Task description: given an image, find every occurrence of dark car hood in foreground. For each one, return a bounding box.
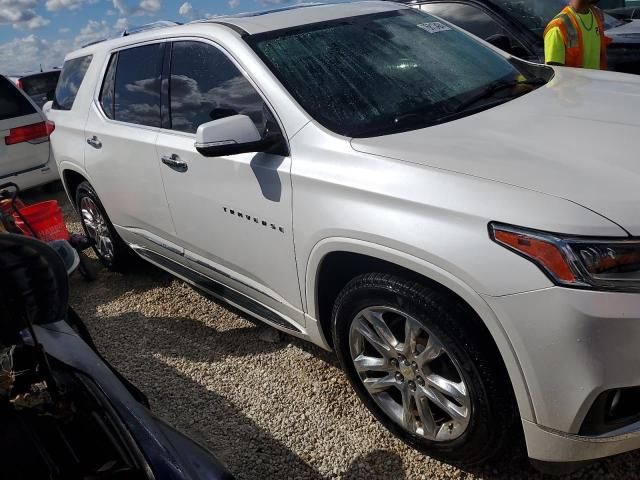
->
[33,320,234,480]
[352,67,640,236]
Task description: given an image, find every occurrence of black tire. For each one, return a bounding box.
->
[75,181,135,272]
[332,273,518,466]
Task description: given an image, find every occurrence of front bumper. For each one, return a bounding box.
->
[484,287,640,462]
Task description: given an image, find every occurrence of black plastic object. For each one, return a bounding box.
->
[0,234,69,330]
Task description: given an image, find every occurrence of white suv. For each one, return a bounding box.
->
[0,74,58,190]
[48,1,640,470]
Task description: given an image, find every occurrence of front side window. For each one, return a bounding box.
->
[113,44,164,127]
[169,41,268,134]
[53,55,92,111]
[0,76,36,120]
[250,9,546,137]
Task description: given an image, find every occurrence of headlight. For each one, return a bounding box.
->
[489,223,640,293]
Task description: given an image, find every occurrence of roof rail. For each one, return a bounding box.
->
[81,38,108,48]
[121,20,182,37]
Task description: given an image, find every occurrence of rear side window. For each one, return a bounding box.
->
[169,41,268,134]
[99,53,117,120]
[53,55,93,111]
[112,44,164,127]
[0,76,36,120]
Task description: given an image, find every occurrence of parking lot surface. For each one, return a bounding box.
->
[31,187,640,480]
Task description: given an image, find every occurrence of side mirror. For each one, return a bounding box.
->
[485,34,513,54]
[195,114,282,157]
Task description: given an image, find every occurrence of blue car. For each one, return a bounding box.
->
[0,233,234,480]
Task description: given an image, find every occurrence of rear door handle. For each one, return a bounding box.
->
[161,154,188,173]
[86,136,102,149]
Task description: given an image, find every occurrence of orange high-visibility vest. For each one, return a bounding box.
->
[543,6,612,69]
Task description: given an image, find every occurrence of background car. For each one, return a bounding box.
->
[0,233,234,480]
[407,0,640,74]
[12,69,61,108]
[0,74,59,190]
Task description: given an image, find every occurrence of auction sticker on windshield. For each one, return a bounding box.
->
[417,22,451,34]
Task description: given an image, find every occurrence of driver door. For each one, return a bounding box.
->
[155,40,304,328]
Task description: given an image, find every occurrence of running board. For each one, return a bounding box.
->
[131,246,303,333]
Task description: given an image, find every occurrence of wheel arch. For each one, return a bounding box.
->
[306,237,535,422]
[60,163,91,209]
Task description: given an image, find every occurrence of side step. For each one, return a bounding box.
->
[133,247,303,333]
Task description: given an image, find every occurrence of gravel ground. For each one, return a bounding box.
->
[22,185,640,480]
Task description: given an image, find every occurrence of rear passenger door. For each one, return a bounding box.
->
[84,42,178,248]
[155,40,304,327]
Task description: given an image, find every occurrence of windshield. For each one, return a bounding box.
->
[249,9,546,137]
[489,0,625,35]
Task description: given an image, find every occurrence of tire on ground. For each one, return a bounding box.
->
[331,273,518,466]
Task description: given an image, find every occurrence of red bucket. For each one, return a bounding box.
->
[14,200,70,241]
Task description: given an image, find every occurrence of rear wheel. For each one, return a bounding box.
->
[332,273,517,466]
[75,181,135,272]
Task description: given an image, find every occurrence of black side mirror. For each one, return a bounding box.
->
[485,34,514,54]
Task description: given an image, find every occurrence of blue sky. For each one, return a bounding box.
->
[0,0,321,73]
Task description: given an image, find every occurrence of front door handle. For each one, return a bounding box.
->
[86,136,102,149]
[161,154,188,173]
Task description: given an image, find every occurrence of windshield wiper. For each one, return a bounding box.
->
[453,78,547,114]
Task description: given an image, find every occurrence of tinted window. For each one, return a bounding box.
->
[251,9,538,137]
[99,53,117,120]
[0,76,36,120]
[114,44,164,127]
[20,71,60,108]
[169,41,267,134]
[53,55,92,111]
[419,3,510,39]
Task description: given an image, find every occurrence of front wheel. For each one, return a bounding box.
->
[332,273,517,466]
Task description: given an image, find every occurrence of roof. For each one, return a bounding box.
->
[67,1,407,58]
[203,1,407,35]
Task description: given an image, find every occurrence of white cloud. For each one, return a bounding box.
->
[0,17,128,73]
[18,15,51,29]
[113,0,161,16]
[228,0,239,8]
[45,0,84,11]
[178,1,193,18]
[113,17,128,31]
[59,27,70,33]
[178,1,218,20]
[1,0,52,30]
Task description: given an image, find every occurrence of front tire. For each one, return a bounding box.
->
[75,181,135,272]
[332,273,517,466]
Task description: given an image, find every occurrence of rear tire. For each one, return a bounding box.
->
[75,181,135,272]
[332,273,517,466]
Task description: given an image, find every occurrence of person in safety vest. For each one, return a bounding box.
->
[544,0,612,70]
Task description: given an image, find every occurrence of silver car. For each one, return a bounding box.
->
[47,1,640,471]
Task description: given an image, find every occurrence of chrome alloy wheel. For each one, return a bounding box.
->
[349,306,471,441]
[79,197,114,262]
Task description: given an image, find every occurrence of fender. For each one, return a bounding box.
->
[305,236,535,422]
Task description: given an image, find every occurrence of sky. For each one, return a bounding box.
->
[0,0,325,73]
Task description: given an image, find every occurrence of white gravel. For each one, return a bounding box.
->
[24,186,640,479]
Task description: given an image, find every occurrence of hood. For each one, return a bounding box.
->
[607,19,640,43]
[351,67,640,236]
